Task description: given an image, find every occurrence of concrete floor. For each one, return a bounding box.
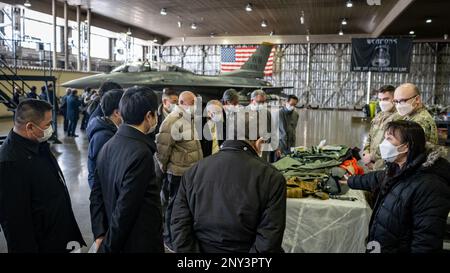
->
[0,109,448,252]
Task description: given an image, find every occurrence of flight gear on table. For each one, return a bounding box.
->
[286,177,329,200]
[274,144,364,198]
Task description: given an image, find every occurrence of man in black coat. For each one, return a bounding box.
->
[0,99,85,252]
[60,88,72,133]
[66,90,81,137]
[171,113,286,253]
[148,87,178,226]
[86,89,124,190]
[88,82,123,124]
[199,100,226,158]
[90,86,163,253]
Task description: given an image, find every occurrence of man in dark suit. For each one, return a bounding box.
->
[66,90,81,137]
[0,99,85,252]
[200,100,226,157]
[90,86,163,253]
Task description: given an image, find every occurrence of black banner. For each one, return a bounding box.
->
[351,38,413,73]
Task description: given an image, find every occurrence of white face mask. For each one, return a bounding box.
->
[166,103,175,113]
[379,101,394,112]
[225,105,241,113]
[211,112,223,123]
[147,115,158,134]
[379,139,407,163]
[32,123,53,143]
[285,104,295,111]
[184,105,195,115]
[396,103,414,116]
[250,103,266,111]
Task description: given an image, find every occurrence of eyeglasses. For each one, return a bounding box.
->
[393,95,418,105]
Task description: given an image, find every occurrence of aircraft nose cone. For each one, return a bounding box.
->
[61,74,104,89]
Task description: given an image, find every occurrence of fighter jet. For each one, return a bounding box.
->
[62,42,289,101]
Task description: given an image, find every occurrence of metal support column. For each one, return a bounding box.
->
[64,1,68,70]
[201,45,206,75]
[108,38,115,61]
[149,45,153,61]
[76,5,81,70]
[86,8,91,71]
[305,42,311,106]
[366,71,372,105]
[52,0,57,69]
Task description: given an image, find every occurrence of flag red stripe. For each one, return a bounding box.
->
[221,46,275,76]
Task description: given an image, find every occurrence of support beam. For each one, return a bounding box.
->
[371,0,415,38]
[108,38,115,61]
[0,9,4,33]
[306,43,311,105]
[163,34,372,46]
[366,71,372,105]
[142,45,148,61]
[52,0,57,69]
[64,1,68,70]
[86,8,91,72]
[76,5,81,70]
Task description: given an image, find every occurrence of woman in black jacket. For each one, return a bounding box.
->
[342,120,450,253]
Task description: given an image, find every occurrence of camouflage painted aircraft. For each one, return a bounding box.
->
[62,42,289,101]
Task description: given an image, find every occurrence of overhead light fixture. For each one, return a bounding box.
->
[341,18,347,25]
[177,21,182,28]
[160,8,167,16]
[300,11,305,24]
[269,31,274,36]
[261,20,268,28]
[346,0,353,8]
[153,37,158,43]
[182,36,186,42]
[426,18,432,24]
[191,23,197,30]
[339,29,344,36]
[210,32,216,37]
[409,30,415,35]
[245,3,253,12]
[24,0,31,7]
[444,34,448,40]
[306,35,310,42]
[126,28,132,36]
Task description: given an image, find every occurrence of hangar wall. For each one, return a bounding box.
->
[159,43,450,109]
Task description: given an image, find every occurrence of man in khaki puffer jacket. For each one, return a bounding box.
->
[155,91,203,250]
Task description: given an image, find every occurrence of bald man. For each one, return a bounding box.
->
[392,83,438,144]
[155,91,203,251]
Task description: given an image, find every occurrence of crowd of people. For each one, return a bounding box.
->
[0,82,449,253]
[12,84,55,106]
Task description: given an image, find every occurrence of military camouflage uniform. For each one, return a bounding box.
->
[363,109,398,170]
[392,106,438,145]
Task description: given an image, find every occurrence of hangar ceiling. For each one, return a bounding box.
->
[1,0,449,44]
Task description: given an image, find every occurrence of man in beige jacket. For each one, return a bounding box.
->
[155,91,203,250]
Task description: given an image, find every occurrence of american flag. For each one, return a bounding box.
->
[221,46,275,77]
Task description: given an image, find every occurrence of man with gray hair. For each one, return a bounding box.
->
[171,112,286,253]
[222,89,240,110]
[200,100,225,157]
[0,99,85,252]
[392,83,438,144]
[247,89,276,162]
